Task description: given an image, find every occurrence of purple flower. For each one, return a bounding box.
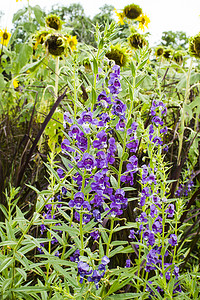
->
[109,202,123,217]
[146,249,159,271]
[68,125,81,138]
[160,126,168,134]
[91,169,109,193]
[74,212,92,224]
[88,270,102,289]
[112,64,120,75]
[150,204,158,218]
[97,91,112,108]
[152,116,164,127]
[129,229,136,239]
[76,132,88,152]
[127,122,138,135]
[40,224,46,235]
[90,230,100,240]
[69,192,91,211]
[77,153,96,170]
[125,259,131,268]
[77,261,92,283]
[139,212,148,223]
[116,118,126,131]
[61,139,74,153]
[166,204,174,218]
[152,136,163,146]
[147,173,157,185]
[93,130,107,149]
[111,99,126,117]
[90,192,104,209]
[96,151,108,169]
[148,232,155,246]
[98,255,110,271]
[108,69,122,94]
[98,113,111,126]
[152,218,162,234]
[57,168,64,179]
[169,234,178,246]
[93,209,102,222]
[126,137,139,153]
[127,155,138,172]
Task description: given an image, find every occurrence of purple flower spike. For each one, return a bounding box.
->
[169,234,178,246]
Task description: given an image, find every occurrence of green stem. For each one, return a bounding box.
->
[177,59,193,164]
[55,56,59,98]
[80,212,84,256]
[106,218,114,257]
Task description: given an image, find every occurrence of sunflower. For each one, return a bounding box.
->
[13,79,19,89]
[173,50,185,65]
[33,30,49,49]
[45,33,66,56]
[0,28,11,47]
[189,33,200,59]
[67,35,78,52]
[136,14,150,32]
[45,14,62,31]
[155,46,164,57]
[16,0,22,2]
[123,4,142,20]
[105,44,129,67]
[163,48,173,60]
[128,32,147,49]
[114,8,125,25]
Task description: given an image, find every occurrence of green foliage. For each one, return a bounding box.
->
[0,2,200,299]
[161,30,189,50]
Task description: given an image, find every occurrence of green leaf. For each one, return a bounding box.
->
[130,61,136,77]
[11,286,49,293]
[0,257,14,272]
[110,175,118,189]
[122,152,129,161]
[53,265,79,288]
[12,8,27,22]
[138,58,149,70]
[0,74,5,90]
[33,5,45,26]
[116,143,123,159]
[110,241,128,246]
[109,165,119,175]
[109,246,124,258]
[105,293,146,300]
[135,74,147,89]
[20,57,45,74]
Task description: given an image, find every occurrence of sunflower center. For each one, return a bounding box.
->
[3,32,8,40]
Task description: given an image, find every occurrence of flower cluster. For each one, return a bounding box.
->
[77,256,110,289]
[149,99,168,148]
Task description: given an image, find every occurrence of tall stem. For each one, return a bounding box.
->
[55,56,59,98]
[177,59,193,164]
